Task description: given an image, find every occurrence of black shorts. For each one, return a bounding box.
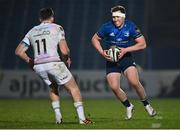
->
[106,53,136,75]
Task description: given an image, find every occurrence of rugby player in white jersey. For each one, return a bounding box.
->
[15,8,92,124]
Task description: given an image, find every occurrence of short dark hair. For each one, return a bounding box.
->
[39,8,54,20]
[111,5,126,14]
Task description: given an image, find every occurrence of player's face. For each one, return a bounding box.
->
[112,16,124,27]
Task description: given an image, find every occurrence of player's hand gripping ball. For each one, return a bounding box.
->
[107,46,120,62]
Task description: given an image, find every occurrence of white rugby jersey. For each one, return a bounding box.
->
[22,22,65,64]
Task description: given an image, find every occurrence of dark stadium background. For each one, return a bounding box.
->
[0,0,180,70]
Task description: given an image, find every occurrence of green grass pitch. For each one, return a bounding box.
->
[0,98,180,129]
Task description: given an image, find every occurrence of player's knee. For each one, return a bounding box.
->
[73,86,81,94]
[68,83,80,93]
[70,87,82,100]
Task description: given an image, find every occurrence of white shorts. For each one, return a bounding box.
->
[33,62,72,86]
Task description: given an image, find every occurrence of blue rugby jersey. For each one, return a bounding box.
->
[97,20,142,48]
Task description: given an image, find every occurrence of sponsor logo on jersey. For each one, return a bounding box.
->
[33,31,50,37]
[116,38,122,41]
[35,27,48,31]
[60,75,68,80]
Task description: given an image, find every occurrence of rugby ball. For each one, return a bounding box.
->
[107,46,120,62]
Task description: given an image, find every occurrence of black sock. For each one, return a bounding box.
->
[141,99,149,106]
[122,99,131,107]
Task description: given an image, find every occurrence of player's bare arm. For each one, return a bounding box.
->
[119,36,146,59]
[91,34,112,61]
[15,43,34,68]
[59,39,71,67]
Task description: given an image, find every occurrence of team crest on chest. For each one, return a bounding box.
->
[109,32,115,36]
[124,31,130,37]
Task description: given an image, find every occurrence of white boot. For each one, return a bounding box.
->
[145,104,157,116]
[125,104,134,120]
[55,113,62,124]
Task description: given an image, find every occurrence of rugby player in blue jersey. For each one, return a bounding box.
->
[91,5,156,119]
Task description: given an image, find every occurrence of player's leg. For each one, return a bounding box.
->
[64,77,92,124]
[33,64,62,124]
[124,66,156,116]
[106,72,127,101]
[49,81,62,124]
[106,72,134,119]
[124,66,146,99]
[50,62,92,124]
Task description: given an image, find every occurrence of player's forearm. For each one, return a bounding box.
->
[15,43,34,68]
[61,46,70,62]
[61,47,70,56]
[91,36,104,55]
[15,46,31,63]
[16,51,31,63]
[92,41,104,55]
[59,39,71,59]
[62,51,70,61]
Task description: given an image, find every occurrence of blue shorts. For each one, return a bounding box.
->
[106,53,136,75]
